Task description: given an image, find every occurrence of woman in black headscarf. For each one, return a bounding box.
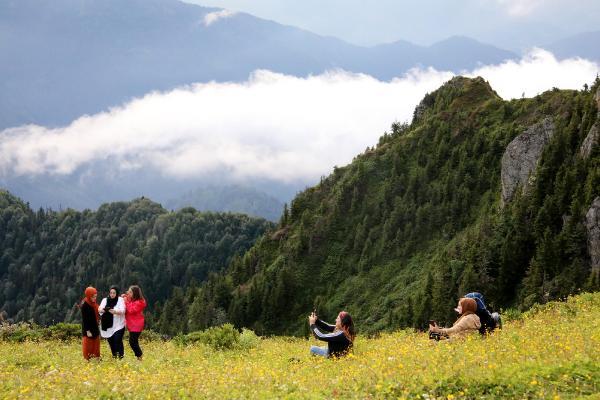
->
[99,285,126,358]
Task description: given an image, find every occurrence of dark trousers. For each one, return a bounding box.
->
[129,331,143,358]
[107,328,125,358]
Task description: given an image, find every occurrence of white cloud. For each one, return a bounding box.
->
[466,48,597,98]
[203,9,237,26]
[0,49,597,184]
[494,0,546,16]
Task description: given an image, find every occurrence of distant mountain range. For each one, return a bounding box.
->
[166,185,284,221]
[0,0,519,129]
[1,0,598,216]
[547,30,600,61]
[0,164,295,221]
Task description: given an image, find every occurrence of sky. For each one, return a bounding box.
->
[1,49,598,185]
[184,0,600,49]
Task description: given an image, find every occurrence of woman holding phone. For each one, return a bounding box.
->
[99,285,126,358]
[429,297,481,340]
[308,310,355,358]
[123,285,147,360]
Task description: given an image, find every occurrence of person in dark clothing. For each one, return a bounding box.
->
[308,311,355,358]
[81,286,100,360]
[99,285,126,358]
[464,292,501,334]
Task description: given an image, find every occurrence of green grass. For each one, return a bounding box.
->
[1,292,599,399]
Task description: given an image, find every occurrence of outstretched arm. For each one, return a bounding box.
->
[310,324,347,343]
[315,319,335,333]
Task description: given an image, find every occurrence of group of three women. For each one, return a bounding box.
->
[80,285,147,360]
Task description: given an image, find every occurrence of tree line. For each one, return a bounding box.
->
[0,194,273,328]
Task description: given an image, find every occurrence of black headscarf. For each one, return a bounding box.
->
[101,286,119,331]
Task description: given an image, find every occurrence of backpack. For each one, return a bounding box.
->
[464,292,501,334]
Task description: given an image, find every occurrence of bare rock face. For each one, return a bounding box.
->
[501,117,555,205]
[580,123,599,159]
[586,197,600,273]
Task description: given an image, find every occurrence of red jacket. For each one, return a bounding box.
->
[124,298,146,332]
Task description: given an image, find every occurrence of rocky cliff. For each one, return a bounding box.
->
[586,197,600,274]
[501,117,555,204]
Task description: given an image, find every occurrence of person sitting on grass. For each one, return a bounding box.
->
[308,311,355,358]
[428,297,481,340]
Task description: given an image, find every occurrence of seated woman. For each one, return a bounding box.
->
[308,311,355,358]
[429,297,481,340]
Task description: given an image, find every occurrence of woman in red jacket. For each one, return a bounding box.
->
[124,285,147,360]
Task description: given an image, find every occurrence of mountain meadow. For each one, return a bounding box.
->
[1,76,599,397]
[1,292,598,398]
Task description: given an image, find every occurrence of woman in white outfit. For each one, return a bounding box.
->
[99,285,126,358]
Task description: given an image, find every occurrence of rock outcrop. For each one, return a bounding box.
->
[501,117,555,204]
[580,123,599,159]
[412,76,498,123]
[595,87,600,111]
[586,197,600,273]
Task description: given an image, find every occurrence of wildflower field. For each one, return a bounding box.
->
[1,293,599,399]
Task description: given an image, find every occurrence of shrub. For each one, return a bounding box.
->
[0,322,44,342]
[138,329,166,342]
[46,323,81,341]
[176,324,260,350]
[238,328,260,350]
[199,324,240,350]
[501,308,523,323]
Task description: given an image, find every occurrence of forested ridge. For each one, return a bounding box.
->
[168,76,600,336]
[1,76,599,337]
[0,194,273,328]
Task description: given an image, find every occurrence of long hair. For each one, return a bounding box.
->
[337,311,356,342]
[129,285,145,301]
[453,297,477,326]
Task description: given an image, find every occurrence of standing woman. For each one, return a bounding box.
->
[80,286,100,360]
[99,285,126,358]
[124,285,147,360]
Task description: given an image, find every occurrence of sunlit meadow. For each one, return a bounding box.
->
[1,293,599,399]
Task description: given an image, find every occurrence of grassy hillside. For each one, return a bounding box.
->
[192,76,600,335]
[0,292,598,399]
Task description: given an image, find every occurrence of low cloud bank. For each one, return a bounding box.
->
[0,49,597,183]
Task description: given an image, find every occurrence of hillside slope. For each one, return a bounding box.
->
[186,76,600,335]
[0,192,273,326]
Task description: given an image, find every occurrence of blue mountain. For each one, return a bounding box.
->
[0,0,517,129]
